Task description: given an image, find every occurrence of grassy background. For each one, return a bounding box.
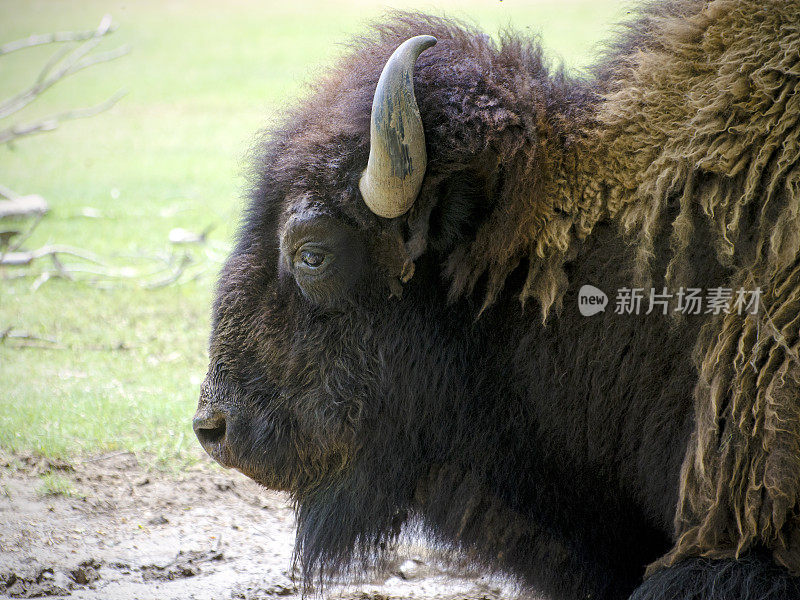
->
[0,0,626,467]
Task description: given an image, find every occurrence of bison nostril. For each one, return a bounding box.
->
[193,412,227,446]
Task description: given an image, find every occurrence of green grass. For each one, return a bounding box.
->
[0,0,627,467]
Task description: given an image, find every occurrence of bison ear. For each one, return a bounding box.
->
[403,167,494,264]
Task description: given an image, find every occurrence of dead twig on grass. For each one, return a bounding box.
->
[0,189,49,218]
[1,17,128,278]
[0,327,62,349]
[0,244,106,267]
[0,244,103,290]
[2,213,44,253]
[143,253,194,289]
[1,14,129,153]
[1,240,219,292]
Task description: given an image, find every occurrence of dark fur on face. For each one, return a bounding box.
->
[196,2,800,599]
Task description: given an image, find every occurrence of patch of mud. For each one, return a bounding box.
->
[0,452,521,600]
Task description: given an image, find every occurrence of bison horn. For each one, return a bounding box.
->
[360,35,437,219]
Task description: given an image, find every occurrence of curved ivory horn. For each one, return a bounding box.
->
[360,35,437,219]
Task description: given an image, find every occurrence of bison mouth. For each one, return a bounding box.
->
[193,397,305,492]
[194,371,359,494]
[193,373,284,484]
[194,411,285,488]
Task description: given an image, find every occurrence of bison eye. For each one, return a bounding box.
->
[280,216,364,305]
[295,245,329,273]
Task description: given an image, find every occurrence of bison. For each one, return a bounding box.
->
[192,0,800,598]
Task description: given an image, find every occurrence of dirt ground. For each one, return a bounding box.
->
[0,452,518,600]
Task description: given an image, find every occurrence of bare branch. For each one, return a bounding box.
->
[0,45,130,119]
[0,18,116,56]
[0,327,62,348]
[144,254,193,289]
[0,15,128,120]
[31,270,71,291]
[6,213,45,252]
[0,230,19,249]
[0,224,219,291]
[169,224,216,245]
[71,44,131,73]
[0,184,20,200]
[0,194,49,218]
[0,245,106,267]
[35,43,75,86]
[0,91,126,145]
[0,195,47,263]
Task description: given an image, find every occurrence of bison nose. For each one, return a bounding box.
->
[193,410,227,449]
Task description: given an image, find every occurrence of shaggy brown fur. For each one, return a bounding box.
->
[396,0,800,572]
[402,0,800,574]
[590,0,800,576]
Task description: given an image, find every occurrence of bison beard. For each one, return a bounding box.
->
[194,1,800,599]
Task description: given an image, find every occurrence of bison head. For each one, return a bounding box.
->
[193,13,587,584]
